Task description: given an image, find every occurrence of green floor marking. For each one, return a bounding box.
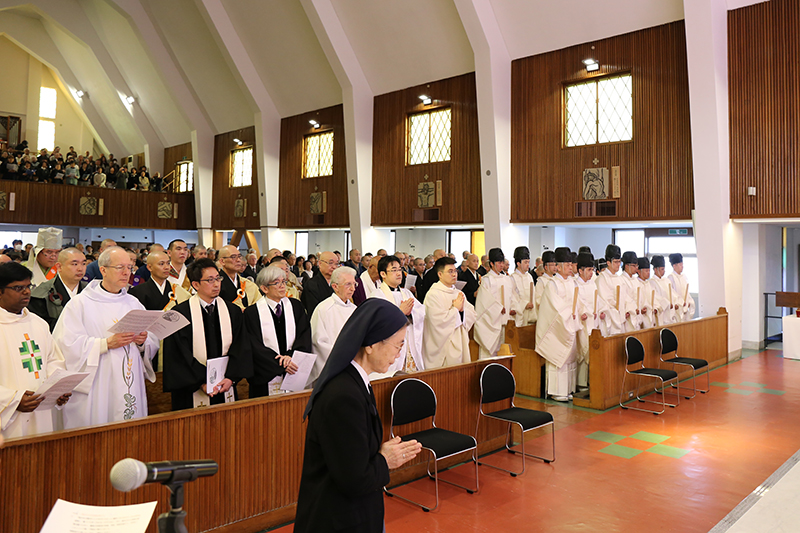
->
[726,388,754,395]
[740,382,766,388]
[711,382,733,388]
[629,431,670,444]
[598,444,643,459]
[762,389,786,395]
[647,444,690,459]
[586,431,626,444]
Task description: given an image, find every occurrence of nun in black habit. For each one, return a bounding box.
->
[295,299,422,533]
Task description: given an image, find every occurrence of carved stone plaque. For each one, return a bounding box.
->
[157,201,173,219]
[582,167,609,200]
[234,199,245,218]
[310,192,323,214]
[417,181,435,208]
[0,192,6,211]
[79,196,98,215]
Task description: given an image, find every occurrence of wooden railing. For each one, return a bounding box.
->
[0,357,512,533]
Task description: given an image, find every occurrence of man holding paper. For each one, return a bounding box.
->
[0,263,72,438]
[243,265,311,398]
[54,247,159,429]
[474,248,517,359]
[162,259,248,410]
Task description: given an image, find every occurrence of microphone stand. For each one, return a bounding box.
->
[157,467,200,533]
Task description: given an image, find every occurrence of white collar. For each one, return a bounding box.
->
[152,277,167,293]
[225,271,239,285]
[265,297,284,313]
[199,297,215,309]
[350,360,371,391]
[58,273,79,298]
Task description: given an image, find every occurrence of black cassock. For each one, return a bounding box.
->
[162,299,251,411]
[242,298,312,398]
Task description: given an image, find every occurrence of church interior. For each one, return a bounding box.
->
[2,0,800,532]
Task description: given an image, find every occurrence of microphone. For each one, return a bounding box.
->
[110,458,218,492]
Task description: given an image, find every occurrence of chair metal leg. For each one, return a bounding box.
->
[622,376,680,414]
[650,377,681,408]
[506,422,556,465]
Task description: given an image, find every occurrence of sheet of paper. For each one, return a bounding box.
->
[40,499,157,533]
[35,369,91,411]
[280,351,316,392]
[146,310,189,339]
[107,309,189,339]
[206,356,229,394]
[455,280,467,291]
[268,375,284,395]
[404,274,417,290]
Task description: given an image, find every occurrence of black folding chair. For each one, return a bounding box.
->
[660,328,710,399]
[620,336,680,414]
[476,363,555,477]
[383,378,479,512]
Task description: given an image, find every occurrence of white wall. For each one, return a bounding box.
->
[395,228,446,258]
[562,228,613,258]
[741,224,784,349]
[0,37,30,117]
[42,68,94,155]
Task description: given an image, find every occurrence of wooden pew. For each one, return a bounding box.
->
[0,357,512,533]
[572,309,729,410]
[504,321,542,397]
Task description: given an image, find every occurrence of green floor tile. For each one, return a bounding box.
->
[647,444,691,459]
[740,381,767,388]
[761,389,786,395]
[598,444,643,459]
[711,382,733,388]
[629,431,670,444]
[726,388,753,395]
[586,431,626,443]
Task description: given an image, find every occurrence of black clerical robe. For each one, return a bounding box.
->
[29,276,86,331]
[162,299,250,411]
[300,273,333,316]
[219,271,248,307]
[417,267,440,303]
[128,277,171,311]
[243,298,312,397]
[458,268,481,307]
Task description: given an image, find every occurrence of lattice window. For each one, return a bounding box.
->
[407,107,451,165]
[231,147,253,187]
[177,161,193,192]
[565,74,632,147]
[304,131,333,178]
[37,87,57,151]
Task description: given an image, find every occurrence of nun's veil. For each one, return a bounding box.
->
[303,298,407,419]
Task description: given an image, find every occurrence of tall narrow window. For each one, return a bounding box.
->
[564,74,632,147]
[295,231,309,258]
[177,161,193,192]
[37,87,57,151]
[407,107,451,165]
[231,147,253,187]
[304,131,333,178]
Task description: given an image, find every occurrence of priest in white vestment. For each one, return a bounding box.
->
[54,247,158,429]
[510,247,536,327]
[535,248,582,401]
[619,251,642,332]
[26,227,61,288]
[635,257,655,329]
[474,248,517,358]
[574,252,605,390]
[534,250,558,316]
[595,245,627,336]
[668,253,696,321]
[0,263,72,438]
[649,255,677,326]
[423,257,476,368]
[368,255,425,379]
[308,266,358,387]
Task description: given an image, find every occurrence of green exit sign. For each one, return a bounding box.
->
[668,229,688,235]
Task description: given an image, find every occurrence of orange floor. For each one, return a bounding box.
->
[272,348,800,532]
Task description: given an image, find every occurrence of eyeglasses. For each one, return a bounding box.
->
[267,279,288,287]
[2,284,32,293]
[200,276,222,284]
[321,260,340,266]
[104,265,133,273]
[383,339,406,354]
[225,254,243,261]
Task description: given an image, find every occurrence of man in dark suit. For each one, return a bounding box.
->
[300,251,338,315]
[458,253,481,306]
[476,254,489,276]
[29,248,87,331]
[416,249,446,303]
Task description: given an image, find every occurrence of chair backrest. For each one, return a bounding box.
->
[660,328,678,355]
[390,378,437,427]
[480,363,516,404]
[625,336,645,366]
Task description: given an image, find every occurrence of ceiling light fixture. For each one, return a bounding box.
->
[76,90,84,98]
[233,138,243,146]
[126,95,135,104]
[309,119,320,129]
[419,95,432,105]
[583,58,599,72]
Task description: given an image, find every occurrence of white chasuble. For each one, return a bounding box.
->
[668,272,696,322]
[650,276,677,325]
[0,308,66,438]
[534,273,554,315]
[54,280,158,429]
[510,269,536,327]
[368,283,426,379]
[423,282,476,368]
[595,269,626,336]
[189,296,233,406]
[309,294,356,387]
[474,270,516,358]
[535,274,581,369]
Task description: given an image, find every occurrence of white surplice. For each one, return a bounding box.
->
[510,269,537,326]
[668,271,696,321]
[0,308,66,438]
[637,277,656,329]
[360,270,381,299]
[474,270,516,358]
[53,280,158,429]
[368,282,426,379]
[619,271,641,331]
[423,281,476,368]
[534,273,554,316]
[574,276,603,388]
[650,275,677,326]
[535,274,582,398]
[595,269,626,336]
[309,293,356,387]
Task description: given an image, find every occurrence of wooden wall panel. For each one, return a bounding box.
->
[0,181,195,229]
[511,21,694,223]
[0,358,510,533]
[211,126,260,230]
[729,0,800,217]
[163,142,192,180]
[372,73,483,226]
[278,105,349,228]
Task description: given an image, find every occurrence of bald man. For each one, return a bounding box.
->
[300,250,338,315]
[29,247,87,331]
[218,245,262,310]
[133,243,165,283]
[129,251,191,312]
[417,248,447,302]
[0,254,11,264]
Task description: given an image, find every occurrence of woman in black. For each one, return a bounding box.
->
[295,299,421,533]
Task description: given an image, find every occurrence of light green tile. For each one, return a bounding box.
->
[761,389,786,395]
[599,444,643,459]
[740,381,767,388]
[586,431,626,443]
[629,431,670,444]
[711,382,733,388]
[648,444,691,459]
[726,388,753,395]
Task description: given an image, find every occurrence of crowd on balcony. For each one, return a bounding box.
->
[0,140,163,191]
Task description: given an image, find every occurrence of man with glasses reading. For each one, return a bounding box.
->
[162,258,248,410]
[218,245,261,311]
[54,247,159,429]
[301,251,338,316]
